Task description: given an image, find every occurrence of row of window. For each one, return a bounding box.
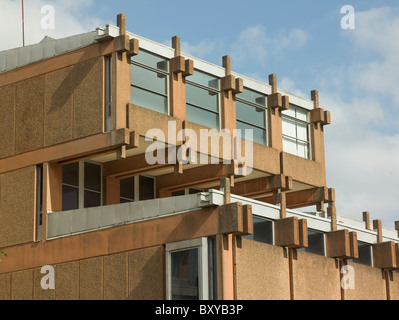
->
[130,49,311,159]
[243,216,374,267]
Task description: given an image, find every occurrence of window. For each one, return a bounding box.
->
[166,238,211,300]
[131,49,169,114]
[119,175,155,203]
[62,161,102,211]
[243,216,273,245]
[186,69,220,130]
[236,88,267,146]
[282,104,311,159]
[36,165,43,241]
[349,241,372,266]
[299,229,325,256]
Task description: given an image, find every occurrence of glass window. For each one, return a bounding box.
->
[349,241,372,266]
[119,175,155,203]
[186,69,220,130]
[236,88,267,146]
[166,238,210,300]
[299,229,325,256]
[131,49,169,115]
[282,104,310,159]
[139,175,155,201]
[243,217,273,245]
[171,248,199,300]
[62,161,102,211]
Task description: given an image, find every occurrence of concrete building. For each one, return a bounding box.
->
[1,14,399,300]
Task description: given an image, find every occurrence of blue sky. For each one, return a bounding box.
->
[1,0,399,228]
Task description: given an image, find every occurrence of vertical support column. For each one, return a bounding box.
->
[169,36,193,120]
[220,56,243,133]
[310,90,331,186]
[111,14,131,131]
[395,221,399,238]
[274,189,287,219]
[216,176,235,300]
[267,74,289,151]
[363,211,371,230]
[373,219,383,244]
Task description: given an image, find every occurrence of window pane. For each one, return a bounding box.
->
[296,107,309,122]
[353,242,372,266]
[296,122,308,141]
[171,248,199,300]
[62,162,79,187]
[189,188,203,194]
[282,106,296,118]
[62,185,79,211]
[239,88,266,106]
[282,117,296,138]
[243,217,273,244]
[84,190,101,208]
[236,101,265,128]
[186,84,218,112]
[139,176,155,201]
[189,70,219,90]
[187,104,219,129]
[131,86,168,114]
[172,190,186,197]
[120,177,135,200]
[297,141,309,159]
[283,136,297,155]
[131,64,167,95]
[84,162,101,192]
[299,229,325,256]
[236,121,266,145]
[131,50,169,72]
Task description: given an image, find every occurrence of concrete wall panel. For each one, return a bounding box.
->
[79,257,103,300]
[0,166,36,247]
[55,261,79,300]
[292,250,341,300]
[344,262,387,300]
[0,273,11,300]
[72,57,104,139]
[0,84,15,159]
[44,66,73,146]
[15,76,45,154]
[11,269,33,300]
[128,246,164,300]
[235,239,290,300]
[33,267,55,300]
[104,252,127,300]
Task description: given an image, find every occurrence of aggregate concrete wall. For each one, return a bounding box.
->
[0,57,104,160]
[0,246,164,300]
[0,166,36,247]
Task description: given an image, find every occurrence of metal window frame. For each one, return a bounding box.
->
[165,237,209,300]
[62,160,103,210]
[186,69,221,130]
[130,50,170,115]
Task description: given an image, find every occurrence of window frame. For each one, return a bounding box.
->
[61,160,103,211]
[130,49,170,115]
[235,87,268,146]
[119,174,156,203]
[282,104,311,159]
[185,69,221,130]
[165,237,209,300]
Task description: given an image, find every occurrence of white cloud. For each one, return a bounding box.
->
[345,7,399,104]
[230,25,308,67]
[0,0,102,51]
